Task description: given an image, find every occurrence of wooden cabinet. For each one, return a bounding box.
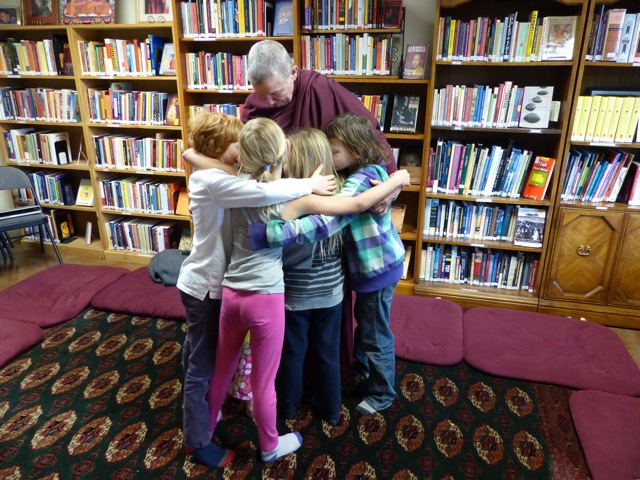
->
[609,212,640,308]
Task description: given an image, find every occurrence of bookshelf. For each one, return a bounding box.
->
[415,0,589,310]
[540,0,640,329]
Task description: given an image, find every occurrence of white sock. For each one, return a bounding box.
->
[261,432,302,462]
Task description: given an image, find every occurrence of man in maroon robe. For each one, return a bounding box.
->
[241,40,396,172]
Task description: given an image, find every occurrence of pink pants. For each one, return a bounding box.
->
[208,287,285,452]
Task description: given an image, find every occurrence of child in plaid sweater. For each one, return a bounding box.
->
[249,113,405,414]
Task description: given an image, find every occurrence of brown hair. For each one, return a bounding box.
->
[325,113,390,169]
[188,110,243,159]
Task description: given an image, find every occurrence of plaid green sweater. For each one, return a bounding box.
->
[248,164,405,293]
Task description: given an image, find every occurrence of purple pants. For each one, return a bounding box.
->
[208,287,285,452]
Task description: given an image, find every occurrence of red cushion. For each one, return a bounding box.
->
[464,307,640,395]
[0,318,43,367]
[91,267,186,320]
[390,295,463,365]
[570,390,640,480]
[0,264,129,328]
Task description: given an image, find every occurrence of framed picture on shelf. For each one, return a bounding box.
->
[382,0,402,29]
[60,0,114,24]
[137,0,172,24]
[0,0,21,24]
[23,0,58,25]
[540,15,577,61]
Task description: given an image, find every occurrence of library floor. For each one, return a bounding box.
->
[2,242,640,369]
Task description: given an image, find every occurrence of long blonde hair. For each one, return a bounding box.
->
[287,128,343,256]
[325,113,390,170]
[239,117,287,183]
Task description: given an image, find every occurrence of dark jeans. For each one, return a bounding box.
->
[276,302,343,422]
[180,291,220,449]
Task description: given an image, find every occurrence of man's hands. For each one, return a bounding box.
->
[369,169,410,215]
[309,165,336,195]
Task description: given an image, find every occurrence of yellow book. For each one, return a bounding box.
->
[570,96,583,141]
[525,11,538,61]
[237,0,246,35]
[614,97,637,143]
[592,96,611,142]
[584,96,603,142]
[575,95,593,142]
[448,19,456,60]
[602,96,624,143]
[623,97,640,143]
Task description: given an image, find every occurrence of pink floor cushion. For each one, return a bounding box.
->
[570,390,640,480]
[0,318,43,367]
[464,307,640,396]
[91,267,186,320]
[0,264,129,328]
[390,295,464,365]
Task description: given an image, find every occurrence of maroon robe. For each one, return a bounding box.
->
[242,69,396,171]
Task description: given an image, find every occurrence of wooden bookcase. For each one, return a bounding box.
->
[414,0,589,310]
[539,0,640,329]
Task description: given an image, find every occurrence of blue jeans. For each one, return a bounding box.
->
[180,291,220,450]
[276,302,342,422]
[352,284,397,410]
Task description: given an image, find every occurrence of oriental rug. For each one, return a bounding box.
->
[0,309,590,479]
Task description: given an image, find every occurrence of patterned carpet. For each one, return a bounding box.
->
[0,309,590,479]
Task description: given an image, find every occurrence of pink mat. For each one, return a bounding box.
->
[390,294,463,365]
[0,318,43,367]
[91,267,186,320]
[570,390,640,480]
[464,307,640,396]
[0,264,129,328]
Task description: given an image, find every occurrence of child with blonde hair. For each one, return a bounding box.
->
[207,118,409,462]
[248,113,407,416]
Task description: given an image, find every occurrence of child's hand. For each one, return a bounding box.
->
[368,170,410,215]
[391,169,411,187]
[309,165,336,195]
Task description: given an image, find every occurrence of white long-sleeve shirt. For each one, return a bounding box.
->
[176,169,311,300]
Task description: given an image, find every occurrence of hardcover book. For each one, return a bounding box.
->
[518,86,554,129]
[273,0,293,36]
[75,178,94,207]
[522,155,556,201]
[164,93,180,126]
[402,44,427,80]
[390,95,420,133]
[540,16,577,61]
[514,206,545,248]
[158,43,176,76]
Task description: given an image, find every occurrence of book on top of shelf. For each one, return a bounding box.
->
[273,0,293,36]
[60,0,115,25]
[540,16,577,61]
[389,95,419,133]
[75,178,94,207]
[164,93,180,126]
[518,86,554,129]
[109,81,132,92]
[158,43,176,76]
[382,0,402,29]
[514,206,545,248]
[522,155,555,201]
[402,44,428,80]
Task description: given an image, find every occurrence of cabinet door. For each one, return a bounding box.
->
[544,208,624,304]
[608,213,640,308]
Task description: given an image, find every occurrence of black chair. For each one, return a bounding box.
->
[0,166,63,263]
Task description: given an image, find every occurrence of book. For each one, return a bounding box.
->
[540,16,577,61]
[164,93,180,126]
[158,43,176,76]
[51,208,75,242]
[513,206,545,248]
[273,0,293,36]
[616,13,636,63]
[402,44,427,80]
[175,187,189,215]
[401,245,412,280]
[389,95,420,133]
[148,35,170,76]
[48,132,72,165]
[602,8,626,62]
[522,155,556,201]
[398,149,422,184]
[382,0,402,29]
[518,86,554,129]
[60,0,115,25]
[75,178,94,207]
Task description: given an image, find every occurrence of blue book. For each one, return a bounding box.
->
[273,0,293,36]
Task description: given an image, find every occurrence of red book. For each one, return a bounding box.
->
[522,155,556,201]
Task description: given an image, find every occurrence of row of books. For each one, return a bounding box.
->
[303,0,396,30]
[357,93,419,133]
[86,89,175,126]
[428,139,555,201]
[77,35,173,77]
[27,171,76,207]
[105,217,181,254]
[419,245,539,292]
[180,0,274,38]
[22,209,76,244]
[0,87,80,123]
[300,34,393,76]
[571,95,640,144]
[99,177,183,216]
[432,84,556,130]
[4,129,72,165]
[93,135,185,173]
[561,148,636,203]
[436,13,578,63]
[188,103,245,120]
[586,7,640,63]
[185,52,250,90]
[0,34,72,76]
